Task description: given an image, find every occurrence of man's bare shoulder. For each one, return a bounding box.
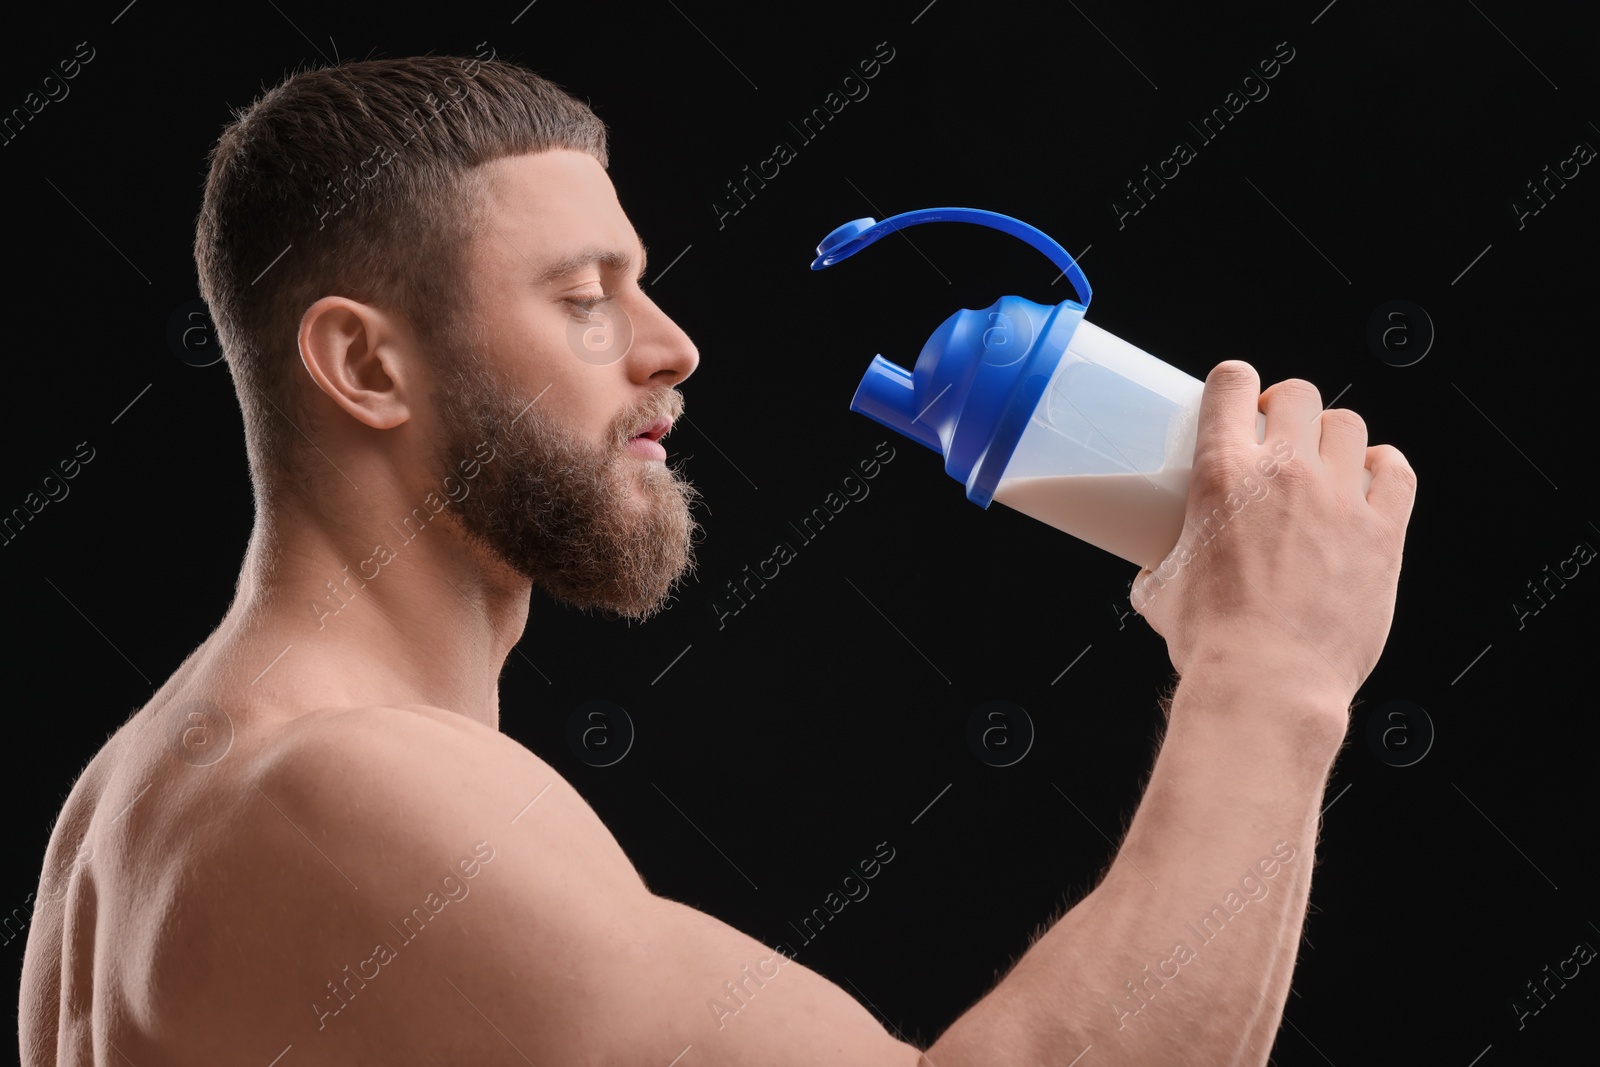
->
[168,703,926,1067]
[121,702,633,1059]
[240,701,648,898]
[255,701,537,783]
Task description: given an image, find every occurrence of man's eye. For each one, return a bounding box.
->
[565,295,607,316]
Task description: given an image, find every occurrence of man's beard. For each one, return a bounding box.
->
[427,353,702,622]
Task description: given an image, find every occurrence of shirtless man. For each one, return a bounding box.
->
[19,55,1415,1066]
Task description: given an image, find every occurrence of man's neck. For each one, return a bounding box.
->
[210,506,532,731]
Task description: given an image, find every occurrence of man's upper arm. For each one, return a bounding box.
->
[249,707,928,1067]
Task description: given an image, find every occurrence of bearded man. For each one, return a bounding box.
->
[19,54,1415,1067]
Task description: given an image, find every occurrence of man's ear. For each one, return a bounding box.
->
[297,296,418,431]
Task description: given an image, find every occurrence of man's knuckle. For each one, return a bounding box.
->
[1209,360,1256,384]
[1321,408,1367,438]
[1268,378,1321,406]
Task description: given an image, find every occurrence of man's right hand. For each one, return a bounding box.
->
[1130,360,1417,710]
[926,367,1416,1064]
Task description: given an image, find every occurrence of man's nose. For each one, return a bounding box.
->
[630,293,699,387]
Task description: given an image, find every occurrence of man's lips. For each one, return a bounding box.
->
[626,415,673,461]
[631,416,673,443]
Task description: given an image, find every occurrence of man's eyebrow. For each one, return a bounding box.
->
[535,240,650,284]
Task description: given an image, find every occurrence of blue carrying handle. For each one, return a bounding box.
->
[810,206,1092,310]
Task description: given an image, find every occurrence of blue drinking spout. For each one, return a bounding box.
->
[850,355,944,454]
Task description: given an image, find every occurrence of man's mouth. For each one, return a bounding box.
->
[626,415,673,462]
[631,416,673,443]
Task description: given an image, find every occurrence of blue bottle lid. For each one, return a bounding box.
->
[813,207,1092,508]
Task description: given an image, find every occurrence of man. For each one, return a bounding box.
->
[19,55,1415,1066]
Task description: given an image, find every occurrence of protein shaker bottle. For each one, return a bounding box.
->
[813,207,1361,571]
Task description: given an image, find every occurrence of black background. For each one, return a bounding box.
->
[4,0,1597,1062]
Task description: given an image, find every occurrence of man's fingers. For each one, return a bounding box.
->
[1196,360,1263,456]
[1364,443,1417,523]
[1258,377,1324,453]
[1316,408,1369,495]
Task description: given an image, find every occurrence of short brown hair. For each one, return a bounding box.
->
[193,55,607,503]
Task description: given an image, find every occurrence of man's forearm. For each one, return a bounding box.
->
[925,655,1346,1067]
